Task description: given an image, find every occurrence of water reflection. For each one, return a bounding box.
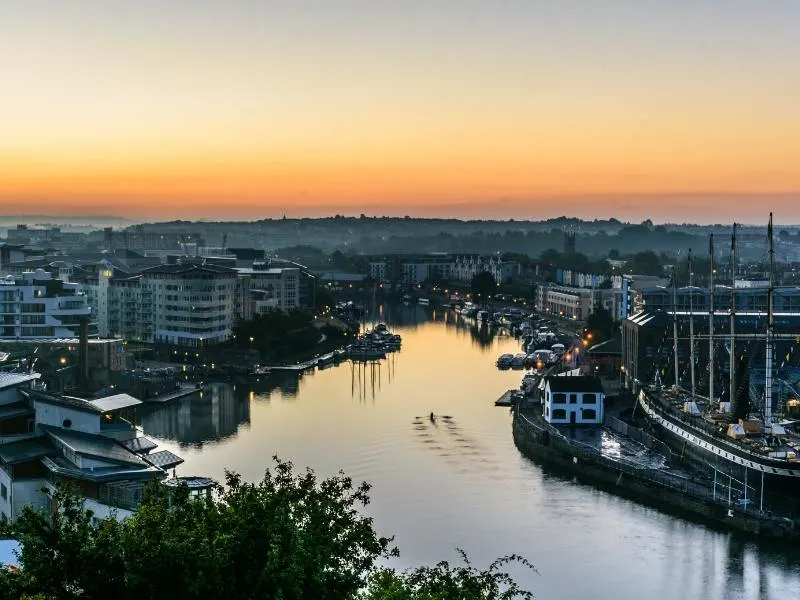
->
[140,382,250,448]
[350,357,398,402]
[139,304,800,600]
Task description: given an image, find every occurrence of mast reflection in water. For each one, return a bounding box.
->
[140,304,800,600]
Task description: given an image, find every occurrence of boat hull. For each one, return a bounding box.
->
[638,390,800,495]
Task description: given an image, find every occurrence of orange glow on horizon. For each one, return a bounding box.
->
[2,2,800,222]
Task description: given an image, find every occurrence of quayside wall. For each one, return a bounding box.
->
[512,406,800,540]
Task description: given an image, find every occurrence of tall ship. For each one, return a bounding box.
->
[634,214,800,496]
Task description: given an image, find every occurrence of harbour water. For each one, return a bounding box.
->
[140,304,800,600]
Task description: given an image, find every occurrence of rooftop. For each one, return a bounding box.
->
[121,436,159,453]
[0,372,40,391]
[42,425,148,466]
[89,393,143,412]
[28,391,103,414]
[0,437,56,465]
[586,338,622,356]
[141,263,237,276]
[545,375,605,394]
[0,401,35,421]
[145,449,184,470]
[41,455,163,483]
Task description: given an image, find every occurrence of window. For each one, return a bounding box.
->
[582,409,597,420]
[582,394,596,404]
[552,393,566,404]
[552,409,567,420]
[1,483,6,501]
[569,394,578,404]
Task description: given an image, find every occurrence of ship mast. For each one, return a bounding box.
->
[673,265,679,391]
[709,234,715,403]
[689,249,696,396]
[765,213,774,431]
[729,223,736,411]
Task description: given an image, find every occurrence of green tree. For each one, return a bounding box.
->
[364,550,535,600]
[625,251,663,276]
[586,303,617,343]
[1,459,398,600]
[0,461,534,600]
[471,271,497,304]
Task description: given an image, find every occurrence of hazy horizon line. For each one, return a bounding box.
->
[0,212,791,228]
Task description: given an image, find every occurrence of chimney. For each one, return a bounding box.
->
[78,316,89,393]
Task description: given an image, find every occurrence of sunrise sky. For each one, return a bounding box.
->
[2,1,799,223]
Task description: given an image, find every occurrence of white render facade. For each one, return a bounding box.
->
[0,270,92,339]
[368,254,518,285]
[543,376,605,425]
[240,267,303,313]
[141,264,237,347]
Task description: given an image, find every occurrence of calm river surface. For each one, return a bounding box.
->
[141,304,800,600]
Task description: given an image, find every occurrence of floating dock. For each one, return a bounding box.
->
[495,389,522,407]
[145,386,203,404]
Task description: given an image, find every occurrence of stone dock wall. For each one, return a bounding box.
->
[512,407,799,539]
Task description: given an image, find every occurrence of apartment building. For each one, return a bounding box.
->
[451,255,518,284]
[368,254,517,286]
[0,270,93,339]
[536,283,614,321]
[239,266,312,313]
[140,263,238,347]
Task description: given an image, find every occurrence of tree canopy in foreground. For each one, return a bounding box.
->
[0,458,534,600]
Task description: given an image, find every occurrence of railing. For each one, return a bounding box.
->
[605,414,674,461]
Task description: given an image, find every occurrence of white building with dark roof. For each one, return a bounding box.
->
[543,375,605,425]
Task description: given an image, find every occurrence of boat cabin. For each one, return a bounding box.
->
[543,375,605,425]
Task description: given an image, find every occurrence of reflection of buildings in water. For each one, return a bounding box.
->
[369,302,426,329]
[277,373,301,396]
[141,383,250,447]
[722,535,747,596]
[469,322,494,349]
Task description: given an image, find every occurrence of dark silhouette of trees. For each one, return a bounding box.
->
[471,271,497,304]
[586,304,617,343]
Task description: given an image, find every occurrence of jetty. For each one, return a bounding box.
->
[495,389,523,407]
[145,385,203,404]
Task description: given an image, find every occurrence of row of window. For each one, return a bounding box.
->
[548,408,597,420]
[551,393,597,404]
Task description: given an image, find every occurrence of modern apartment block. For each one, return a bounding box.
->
[240,266,313,312]
[140,263,238,346]
[82,264,238,346]
[0,270,93,339]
